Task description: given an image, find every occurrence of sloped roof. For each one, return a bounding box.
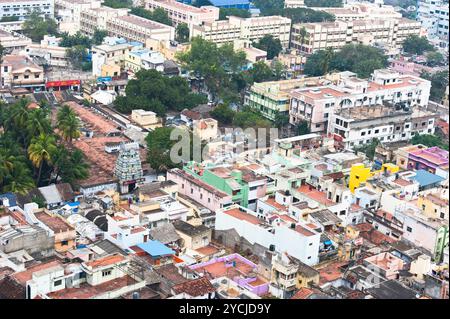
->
[172,277,216,297]
[149,223,181,244]
[0,276,25,299]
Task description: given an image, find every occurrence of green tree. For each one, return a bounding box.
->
[304,44,388,78]
[247,61,274,83]
[355,139,380,160]
[93,29,108,45]
[232,108,272,129]
[60,32,92,48]
[22,10,58,42]
[305,0,343,7]
[114,69,206,115]
[421,71,449,102]
[284,7,335,23]
[274,112,289,129]
[102,0,132,8]
[57,107,81,145]
[253,35,283,60]
[210,103,236,125]
[28,133,57,186]
[177,37,246,101]
[253,0,284,16]
[52,147,89,185]
[145,127,180,172]
[192,0,212,7]
[296,120,311,135]
[219,8,250,20]
[425,51,444,67]
[411,134,449,151]
[25,108,52,145]
[66,45,90,70]
[151,8,173,26]
[402,35,435,55]
[0,44,4,89]
[175,23,190,43]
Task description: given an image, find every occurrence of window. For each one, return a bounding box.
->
[406,226,412,233]
[102,270,112,277]
[54,280,62,286]
[440,212,445,219]
[61,240,68,246]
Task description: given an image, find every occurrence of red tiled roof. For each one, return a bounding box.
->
[223,208,261,225]
[172,277,216,297]
[84,254,126,269]
[291,287,314,299]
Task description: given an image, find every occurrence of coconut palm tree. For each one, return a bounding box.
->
[2,161,35,194]
[28,133,57,186]
[57,105,81,145]
[0,150,15,185]
[26,108,52,142]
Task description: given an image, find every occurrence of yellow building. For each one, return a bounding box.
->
[131,109,163,130]
[101,64,121,78]
[349,163,399,193]
[417,192,449,220]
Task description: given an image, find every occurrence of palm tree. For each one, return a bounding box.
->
[0,44,4,90]
[299,27,308,49]
[0,150,15,185]
[26,108,52,142]
[28,133,57,186]
[321,47,334,75]
[57,106,81,145]
[2,161,35,194]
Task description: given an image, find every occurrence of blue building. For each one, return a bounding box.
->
[208,0,250,9]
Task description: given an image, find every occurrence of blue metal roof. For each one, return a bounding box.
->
[137,240,174,257]
[407,169,445,187]
[0,193,17,207]
[209,0,250,6]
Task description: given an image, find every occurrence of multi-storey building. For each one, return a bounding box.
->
[91,38,138,77]
[289,69,431,133]
[22,35,68,67]
[145,0,219,37]
[0,0,54,21]
[1,54,45,91]
[0,26,31,51]
[328,104,436,149]
[106,14,175,45]
[291,18,422,55]
[125,48,165,73]
[215,205,321,265]
[192,15,292,47]
[312,2,402,21]
[245,76,335,121]
[55,0,102,35]
[80,6,129,36]
[417,0,449,49]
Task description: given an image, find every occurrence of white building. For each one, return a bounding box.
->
[0,26,31,51]
[289,69,432,133]
[215,205,321,265]
[192,15,292,47]
[145,0,219,37]
[55,0,102,35]
[0,0,54,21]
[22,35,68,67]
[291,17,422,55]
[417,0,449,50]
[329,104,437,149]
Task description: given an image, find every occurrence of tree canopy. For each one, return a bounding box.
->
[402,35,435,55]
[114,69,207,116]
[0,100,89,193]
[284,7,335,23]
[420,71,449,103]
[22,10,59,42]
[177,37,247,100]
[253,35,283,60]
[219,8,250,20]
[305,0,343,7]
[304,44,388,78]
[175,23,190,43]
[102,0,132,9]
[411,134,449,151]
[130,7,172,26]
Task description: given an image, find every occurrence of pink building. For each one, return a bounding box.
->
[390,59,434,77]
[167,168,232,212]
[363,252,404,280]
[289,69,431,133]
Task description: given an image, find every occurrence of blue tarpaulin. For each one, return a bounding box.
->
[407,169,445,187]
[137,240,175,257]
